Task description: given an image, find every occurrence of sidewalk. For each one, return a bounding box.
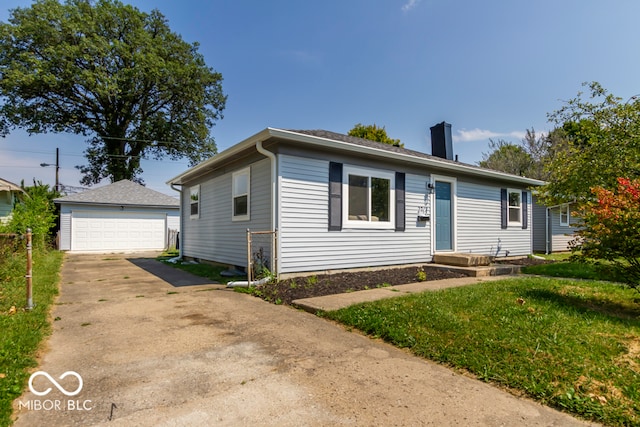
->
[293,275,515,312]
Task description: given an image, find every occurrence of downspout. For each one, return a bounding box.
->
[255,140,278,276]
[170,183,184,259]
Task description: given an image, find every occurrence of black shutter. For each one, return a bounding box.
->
[521,191,528,229]
[328,162,343,231]
[500,188,508,229]
[395,172,405,231]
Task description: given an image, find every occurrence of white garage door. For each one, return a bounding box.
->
[71,211,166,252]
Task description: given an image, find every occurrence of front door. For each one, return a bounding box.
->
[435,181,452,251]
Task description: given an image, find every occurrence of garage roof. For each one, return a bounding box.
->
[54,179,179,208]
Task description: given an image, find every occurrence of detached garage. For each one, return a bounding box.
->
[55,180,180,252]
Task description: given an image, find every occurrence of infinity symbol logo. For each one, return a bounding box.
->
[28,371,83,397]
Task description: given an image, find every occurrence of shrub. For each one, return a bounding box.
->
[572,177,640,289]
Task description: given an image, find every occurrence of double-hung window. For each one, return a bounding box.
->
[507,189,522,225]
[559,204,570,226]
[232,167,250,221]
[190,185,200,219]
[344,166,394,228]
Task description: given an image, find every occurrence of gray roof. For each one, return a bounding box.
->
[54,179,179,208]
[168,127,545,187]
[290,129,461,164]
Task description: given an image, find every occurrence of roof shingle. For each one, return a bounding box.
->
[54,180,179,207]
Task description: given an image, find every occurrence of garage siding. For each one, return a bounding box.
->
[58,204,179,252]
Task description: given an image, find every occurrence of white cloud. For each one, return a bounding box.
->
[401,0,421,12]
[453,128,526,143]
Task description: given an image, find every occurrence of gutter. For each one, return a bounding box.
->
[255,140,278,276]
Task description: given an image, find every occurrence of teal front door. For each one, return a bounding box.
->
[435,181,452,251]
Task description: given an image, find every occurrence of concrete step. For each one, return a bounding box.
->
[433,253,492,267]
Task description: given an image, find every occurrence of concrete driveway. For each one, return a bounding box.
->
[13,253,597,426]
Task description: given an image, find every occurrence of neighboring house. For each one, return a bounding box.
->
[168,124,544,277]
[0,178,25,224]
[532,198,580,253]
[55,180,180,252]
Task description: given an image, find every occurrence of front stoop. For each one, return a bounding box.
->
[433,253,492,267]
[431,253,524,275]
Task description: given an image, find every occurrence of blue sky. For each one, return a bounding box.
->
[2,0,640,195]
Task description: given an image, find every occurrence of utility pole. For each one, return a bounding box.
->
[55,147,60,193]
[40,147,60,192]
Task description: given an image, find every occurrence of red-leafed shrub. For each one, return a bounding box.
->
[572,178,640,289]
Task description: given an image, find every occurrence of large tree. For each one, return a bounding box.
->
[479,129,554,180]
[0,0,226,185]
[479,139,533,177]
[348,123,403,147]
[540,82,640,205]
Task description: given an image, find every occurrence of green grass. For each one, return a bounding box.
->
[523,258,627,282]
[324,277,640,426]
[0,248,63,426]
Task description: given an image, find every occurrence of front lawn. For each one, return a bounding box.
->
[0,247,63,426]
[324,277,640,426]
[523,256,628,283]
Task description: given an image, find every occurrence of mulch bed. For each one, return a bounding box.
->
[254,265,466,305]
[252,257,554,305]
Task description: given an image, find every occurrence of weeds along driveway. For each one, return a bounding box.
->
[13,253,597,426]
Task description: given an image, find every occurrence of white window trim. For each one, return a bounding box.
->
[342,165,395,229]
[559,204,570,227]
[507,188,522,226]
[232,167,250,221]
[189,185,200,219]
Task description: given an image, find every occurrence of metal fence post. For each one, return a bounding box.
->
[246,229,252,288]
[26,228,33,310]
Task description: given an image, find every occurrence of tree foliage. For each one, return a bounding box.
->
[572,178,640,289]
[348,123,403,147]
[0,181,59,248]
[540,82,640,205]
[0,0,226,185]
[479,128,552,180]
[479,140,533,177]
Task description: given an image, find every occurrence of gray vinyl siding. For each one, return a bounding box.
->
[181,159,271,268]
[59,209,72,250]
[456,181,532,257]
[278,154,430,274]
[549,205,579,252]
[532,197,547,253]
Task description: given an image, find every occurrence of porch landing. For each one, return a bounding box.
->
[430,253,523,277]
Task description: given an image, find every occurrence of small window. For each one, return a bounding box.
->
[560,204,570,226]
[508,190,521,224]
[344,166,394,228]
[232,167,250,221]
[190,185,200,219]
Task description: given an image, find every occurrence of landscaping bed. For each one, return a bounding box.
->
[248,257,557,305]
[252,266,466,305]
